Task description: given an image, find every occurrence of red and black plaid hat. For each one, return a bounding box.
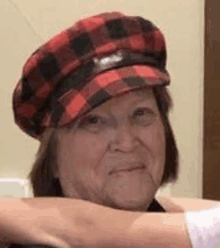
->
[12,11,171,140]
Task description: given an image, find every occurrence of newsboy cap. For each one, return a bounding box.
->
[13,11,170,140]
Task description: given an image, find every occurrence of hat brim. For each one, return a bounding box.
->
[43,64,170,130]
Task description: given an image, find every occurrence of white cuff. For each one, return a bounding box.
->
[184,205,220,248]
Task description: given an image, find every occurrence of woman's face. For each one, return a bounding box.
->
[56,88,166,211]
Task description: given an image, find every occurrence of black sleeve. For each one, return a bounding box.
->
[147,198,166,212]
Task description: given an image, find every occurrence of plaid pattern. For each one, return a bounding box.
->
[12,11,170,140]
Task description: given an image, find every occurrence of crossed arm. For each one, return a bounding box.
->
[0,196,219,248]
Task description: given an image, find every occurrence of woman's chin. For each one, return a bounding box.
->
[105,193,154,212]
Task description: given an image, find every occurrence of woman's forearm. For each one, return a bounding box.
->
[122,212,192,248]
[111,197,220,248]
[0,197,219,248]
[104,208,192,248]
[0,198,68,247]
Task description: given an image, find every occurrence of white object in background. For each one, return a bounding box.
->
[156,185,171,198]
[0,178,30,198]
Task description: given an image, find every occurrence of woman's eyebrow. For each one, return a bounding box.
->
[86,97,156,115]
[93,105,156,116]
[131,98,156,109]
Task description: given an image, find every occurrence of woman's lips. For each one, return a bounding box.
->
[110,164,145,175]
[121,167,144,172]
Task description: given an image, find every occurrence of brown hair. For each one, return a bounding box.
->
[28,86,179,197]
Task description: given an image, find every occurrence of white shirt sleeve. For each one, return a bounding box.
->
[184,205,220,248]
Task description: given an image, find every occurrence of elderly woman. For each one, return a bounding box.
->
[1,11,219,248]
[14,11,176,211]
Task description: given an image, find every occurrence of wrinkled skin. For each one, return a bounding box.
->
[56,88,166,212]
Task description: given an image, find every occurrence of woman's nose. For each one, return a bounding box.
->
[109,123,139,152]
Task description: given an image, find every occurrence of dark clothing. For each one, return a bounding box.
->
[147,198,166,212]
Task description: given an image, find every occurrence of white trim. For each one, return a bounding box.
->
[0,178,30,197]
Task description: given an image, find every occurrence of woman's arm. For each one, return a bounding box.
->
[0,197,219,248]
[114,197,220,248]
[117,212,192,248]
[0,198,70,247]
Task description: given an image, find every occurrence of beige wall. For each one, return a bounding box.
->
[0,0,205,198]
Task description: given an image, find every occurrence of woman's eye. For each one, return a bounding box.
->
[133,108,156,123]
[80,115,104,128]
[86,116,101,124]
[134,108,145,116]
[79,108,156,129]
